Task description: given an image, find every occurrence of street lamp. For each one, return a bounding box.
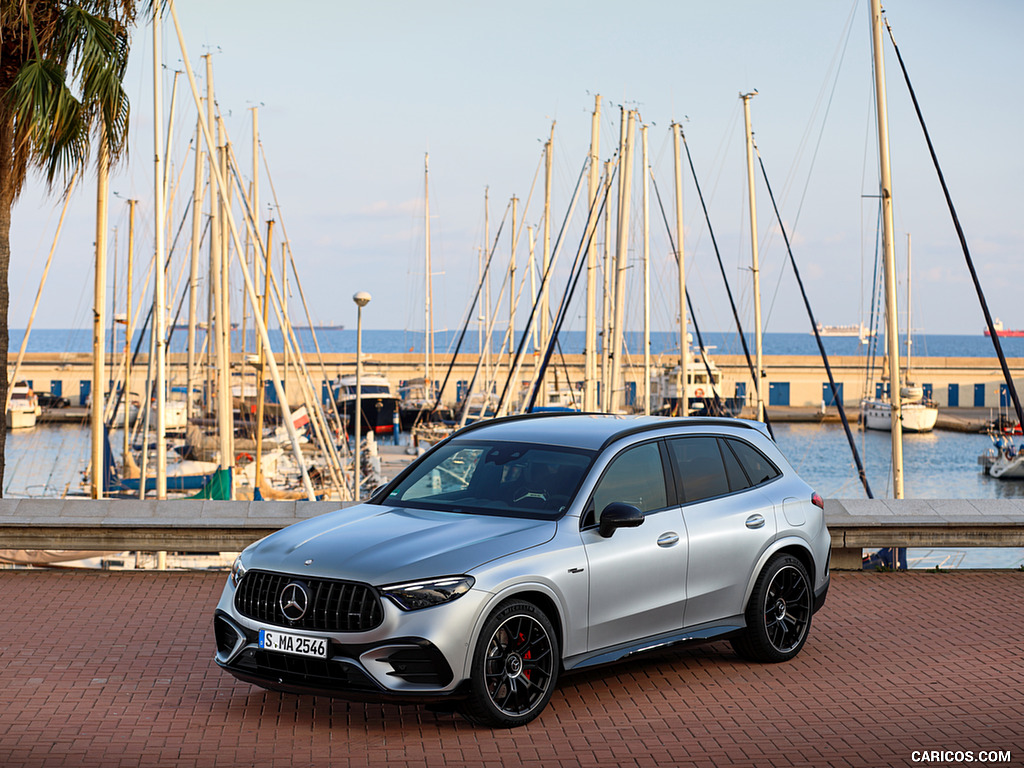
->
[353,291,371,499]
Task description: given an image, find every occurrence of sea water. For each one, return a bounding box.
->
[12,328,1024,358]
[4,418,1022,569]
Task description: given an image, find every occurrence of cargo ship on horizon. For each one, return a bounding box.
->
[984,319,1024,337]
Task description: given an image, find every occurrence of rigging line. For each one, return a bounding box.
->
[524,160,613,414]
[258,142,351,449]
[756,144,873,499]
[790,0,860,234]
[427,199,513,415]
[864,202,883,398]
[764,0,856,327]
[681,130,773,435]
[649,172,726,417]
[883,17,1024,432]
[500,156,589,416]
[105,195,195,430]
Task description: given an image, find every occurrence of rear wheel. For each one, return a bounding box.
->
[732,553,813,663]
[459,599,559,728]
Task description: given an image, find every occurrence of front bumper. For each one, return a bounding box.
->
[213,566,491,701]
[214,610,470,703]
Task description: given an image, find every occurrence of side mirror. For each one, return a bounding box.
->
[598,502,645,538]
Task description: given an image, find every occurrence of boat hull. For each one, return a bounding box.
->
[338,396,398,435]
[115,472,214,492]
[861,399,938,433]
[6,408,37,429]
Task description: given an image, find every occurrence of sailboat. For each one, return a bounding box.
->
[861,233,938,432]
[6,380,40,429]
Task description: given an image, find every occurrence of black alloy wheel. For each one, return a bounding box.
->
[460,599,559,728]
[732,553,813,663]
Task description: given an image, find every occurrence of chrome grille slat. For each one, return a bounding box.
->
[234,570,383,632]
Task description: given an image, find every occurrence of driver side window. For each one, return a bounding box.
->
[587,442,668,525]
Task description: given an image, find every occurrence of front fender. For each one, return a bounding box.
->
[458,579,570,683]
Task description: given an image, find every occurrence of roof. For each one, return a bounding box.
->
[450,413,771,451]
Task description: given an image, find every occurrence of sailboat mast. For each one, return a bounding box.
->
[609,110,635,414]
[584,95,601,412]
[642,122,651,415]
[424,153,433,391]
[539,123,554,404]
[483,188,491,394]
[153,9,168,500]
[871,0,904,498]
[906,232,912,378]
[91,136,109,500]
[601,159,613,411]
[741,92,764,423]
[187,121,203,425]
[672,123,688,416]
[125,199,135,465]
[509,195,518,358]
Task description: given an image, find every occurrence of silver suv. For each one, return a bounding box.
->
[214,414,830,727]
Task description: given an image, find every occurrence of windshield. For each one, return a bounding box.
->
[382,439,595,519]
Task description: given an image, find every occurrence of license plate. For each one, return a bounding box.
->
[258,629,328,659]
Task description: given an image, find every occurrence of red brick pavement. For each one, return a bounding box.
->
[0,570,1021,768]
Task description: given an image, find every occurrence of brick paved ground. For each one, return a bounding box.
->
[0,570,1021,768]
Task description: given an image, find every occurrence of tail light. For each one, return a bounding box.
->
[811,492,824,510]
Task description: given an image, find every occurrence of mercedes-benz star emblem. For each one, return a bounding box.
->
[279,582,310,622]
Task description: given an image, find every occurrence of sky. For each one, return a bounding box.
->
[8,0,1024,339]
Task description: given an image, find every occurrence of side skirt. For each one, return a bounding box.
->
[563,619,746,672]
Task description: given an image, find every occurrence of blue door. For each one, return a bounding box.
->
[625,381,637,408]
[265,380,278,404]
[321,380,332,407]
[1000,384,1010,408]
[768,382,790,406]
[50,380,62,397]
[974,384,986,407]
[822,382,843,406]
[923,383,933,401]
[875,382,890,399]
[735,382,746,400]
[948,383,959,407]
[79,380,91,406]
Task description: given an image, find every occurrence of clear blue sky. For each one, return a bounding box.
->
[9,0,1023,338]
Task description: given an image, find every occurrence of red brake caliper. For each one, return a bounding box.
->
[519,632,532,680]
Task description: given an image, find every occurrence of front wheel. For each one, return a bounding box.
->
[459,599,559,728]
[732,553,813,663]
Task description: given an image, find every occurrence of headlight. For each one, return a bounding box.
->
[230,556,247,587]
[380,576,475,611]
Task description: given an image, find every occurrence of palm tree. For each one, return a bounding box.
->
[0,0,140,493]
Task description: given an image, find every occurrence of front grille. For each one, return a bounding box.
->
[235,570,384,632]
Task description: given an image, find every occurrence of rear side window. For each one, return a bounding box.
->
[726,439,780,486]
[667,436,730,503]
[719,439,751,492]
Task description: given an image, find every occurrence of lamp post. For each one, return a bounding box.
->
[353,291,371,499]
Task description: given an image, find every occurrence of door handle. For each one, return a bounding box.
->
[657,532,680,548]
[745,514,766,529]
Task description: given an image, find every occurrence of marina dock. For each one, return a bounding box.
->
[12,352,1024,413]
[0,568,1020,767]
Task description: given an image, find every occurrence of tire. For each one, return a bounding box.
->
[731,553,813,663]
[459,599,559,728]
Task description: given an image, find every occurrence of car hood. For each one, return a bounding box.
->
[246,503,557,585]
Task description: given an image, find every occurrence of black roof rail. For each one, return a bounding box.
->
[596,416,768,452]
